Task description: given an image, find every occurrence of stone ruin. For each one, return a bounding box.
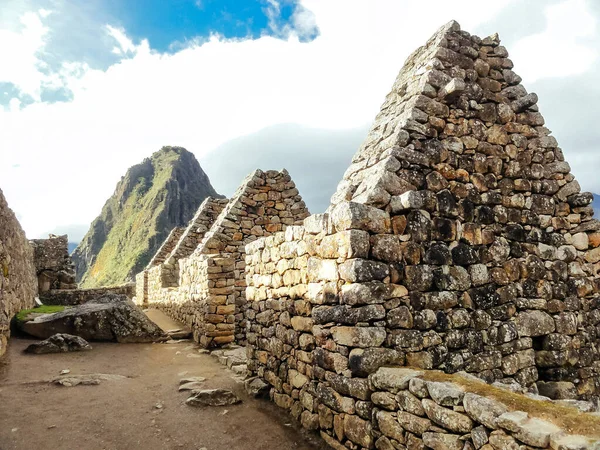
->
[122,19,600,448]
[240,21,600,448]
[30,234,77,294]
[135,169,309,347]
[0,189,37,357]
[28,233,135,306]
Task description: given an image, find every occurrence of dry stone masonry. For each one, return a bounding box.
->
[135,170,309,347]
[147,226,186,268]
[40,283,136,305]
[30,234,77,295]
[242,21,600,449]
[0,189,37,356]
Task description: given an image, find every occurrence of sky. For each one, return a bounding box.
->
[0,0,599,242]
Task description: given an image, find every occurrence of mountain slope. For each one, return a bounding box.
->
[593,194,600,218]
[72,146,222,287]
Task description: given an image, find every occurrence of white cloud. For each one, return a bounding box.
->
[2,0,597,242]
[0,9,49,99]
[106,25,139,55]
[510,0,597,82]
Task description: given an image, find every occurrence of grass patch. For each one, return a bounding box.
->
[420,369,600,438]
[15,305,65,323]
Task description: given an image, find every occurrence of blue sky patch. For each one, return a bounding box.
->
[101,0,310,52]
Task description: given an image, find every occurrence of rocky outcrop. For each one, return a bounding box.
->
[0,188,37,357]
[72,146,223,288]
[25,333,92,354]
[19,294,165,342]
[30,234,77,294]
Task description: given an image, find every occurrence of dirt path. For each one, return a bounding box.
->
[0,338,326,450]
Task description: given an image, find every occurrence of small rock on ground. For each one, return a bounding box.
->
[25,333,92,354]
[186,389,241,407]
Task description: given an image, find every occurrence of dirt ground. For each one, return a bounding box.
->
[0,337,327,450]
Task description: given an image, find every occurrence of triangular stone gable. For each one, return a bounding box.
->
[194,169,309,257]
[164,197,229,265]
[325,21,600,393]
[147,226,185,268]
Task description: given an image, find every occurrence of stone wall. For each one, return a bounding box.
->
[245,224,600,448]
[30,234,77,295]
[136,170,309,347]
[40,283,136,306]
[146,226,185,268]
[165,197,229,266]
[0,189,37,357]
[242,20,600,448]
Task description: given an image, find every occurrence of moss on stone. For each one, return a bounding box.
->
[14,305,65,324]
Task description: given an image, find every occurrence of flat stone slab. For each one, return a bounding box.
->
[497,411,562,447]
[52,373,127,387]
[179,381,206,391]
[179,376,207,384]
[186,389,241,407]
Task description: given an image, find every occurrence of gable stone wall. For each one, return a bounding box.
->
[243,20,600,449]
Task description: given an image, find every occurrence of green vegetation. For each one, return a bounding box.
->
[15,305,65,323]
[72,146,220,288]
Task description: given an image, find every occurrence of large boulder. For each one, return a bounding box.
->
[25,333,92,354]
[19,294,166,343]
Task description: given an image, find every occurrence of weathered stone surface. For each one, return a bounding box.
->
[341,282,407,305]
[370,367,423,393]
[331,201,391,234]
[515,310,555,337]
[339,259,390,282]
[349,347,405,377]
[24,333,92,354]
[20,294,166,343]
[426,381,464,406]
[422,399,473,433]
[422,432,462,450]
[313,304,385,325]
[52,373,126,387]
[463,393,508,429]
[0,188,37,357]
[186,389,241,407]
[179,381,206,391]
[344,414,372,448]
[244,377,269,397]
[397,410,432,435]
[376,411,405,442]
[331,326,386,348]
[497,411,561,447]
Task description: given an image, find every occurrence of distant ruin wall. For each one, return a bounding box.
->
[40,283,135,306]
[30,234,77,295]
[242,20,600,449]
[0,189,37,357]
